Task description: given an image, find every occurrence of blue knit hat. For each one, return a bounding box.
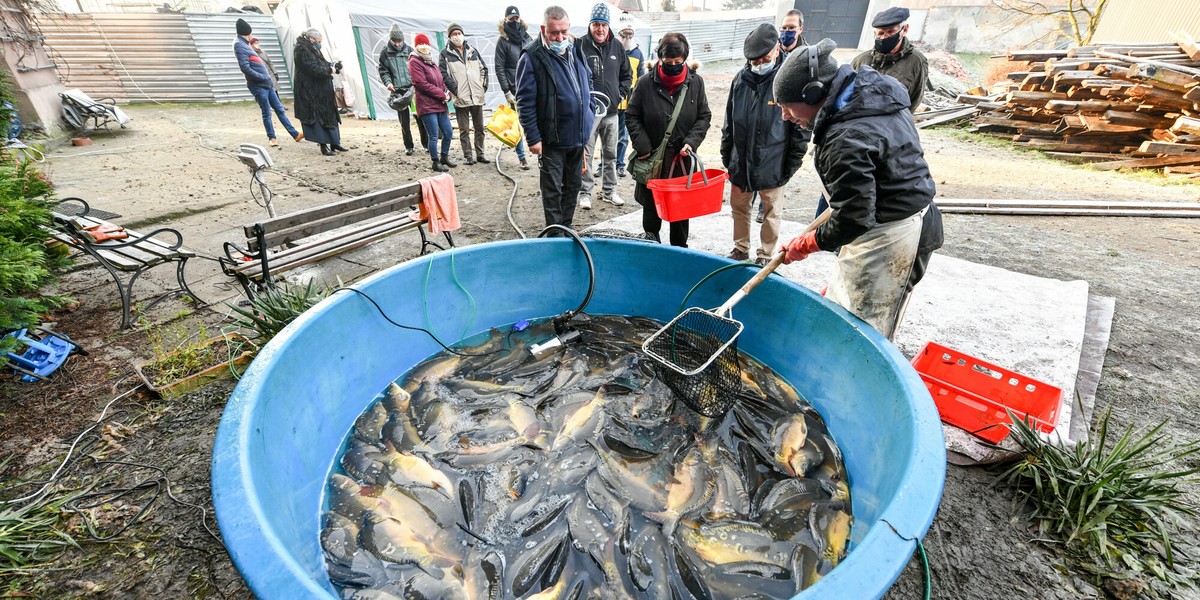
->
[591,3,610,24]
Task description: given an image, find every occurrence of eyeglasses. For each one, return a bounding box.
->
[618,31,633,39]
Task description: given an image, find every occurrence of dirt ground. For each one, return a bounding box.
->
[3,58,1199,599]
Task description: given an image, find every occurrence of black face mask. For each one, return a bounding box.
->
[661,62,684,76]
[875,30,902,54]
[505,21,524,38]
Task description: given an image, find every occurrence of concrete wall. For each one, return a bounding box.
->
[0,1,65,135]
[917,4,1067,53]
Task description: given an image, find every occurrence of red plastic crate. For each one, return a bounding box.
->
[911,342,1062,444]
[648,169,728,222]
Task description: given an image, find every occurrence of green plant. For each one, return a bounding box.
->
[1000,411,1200,584]
[143,323,215,386]
[228,279,333,342]
[0,459,80,574]
[0,159,66,359]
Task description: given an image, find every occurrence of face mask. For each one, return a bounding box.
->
[505,21,523,37]
[549,38,570,54]
[750,61,774,76]
[875,30,902,54]
[416,44,432,56]
[661,62,684,76]
[779,31,797,47]
[621,35,634,51]
[450,34,464,46]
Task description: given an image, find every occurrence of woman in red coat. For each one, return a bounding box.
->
[408,33,457,173]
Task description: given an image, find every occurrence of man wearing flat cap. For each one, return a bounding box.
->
[773,39,943,340]
[720,23,809,266]
[851,7,927,112]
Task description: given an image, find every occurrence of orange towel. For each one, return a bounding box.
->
[418,173,460,235]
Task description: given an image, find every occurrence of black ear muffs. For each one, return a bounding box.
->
[800,45,824,105]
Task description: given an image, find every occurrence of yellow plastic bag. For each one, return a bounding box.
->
[486,103,523,148]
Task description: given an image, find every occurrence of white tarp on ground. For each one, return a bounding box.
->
[273,0,652,121]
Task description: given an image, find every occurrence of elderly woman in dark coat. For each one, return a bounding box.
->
[293,28,346,156]
[626,32,711,247]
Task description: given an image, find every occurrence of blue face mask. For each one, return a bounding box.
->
[313,41,322,50]
[779,31,797,47]
[549,38,570,54]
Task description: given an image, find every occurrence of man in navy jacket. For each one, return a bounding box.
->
[234,18,300,146]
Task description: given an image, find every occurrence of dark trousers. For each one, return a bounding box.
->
[538,145,585,232]
[635,183,688,247]
[397,104,425,150]
[455,105,486,160]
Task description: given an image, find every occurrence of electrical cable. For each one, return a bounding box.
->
[496,147,526,239]
[332,287,499,358]
[537,225,595,329]
[883,519,933,600]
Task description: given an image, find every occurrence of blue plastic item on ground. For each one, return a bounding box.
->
[4,328,77,382]
[210,238,946,599]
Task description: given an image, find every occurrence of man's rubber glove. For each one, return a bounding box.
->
[781,231,820,264]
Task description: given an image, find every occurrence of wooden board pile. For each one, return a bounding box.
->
[959,34,1200,178]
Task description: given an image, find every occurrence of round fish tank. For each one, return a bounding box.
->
[211,238,945,599]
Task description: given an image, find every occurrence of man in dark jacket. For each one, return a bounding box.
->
[721,23,808,266]
[377,24,424,156]
[235,18,300,146]
[575,3,632,209]
[495,5,532,170]
[515,5,595,233]
[441,23,490,164]
[850,7,928,112]
[774,39,943,340]
[614,13,645,178]
[778,9,806,60]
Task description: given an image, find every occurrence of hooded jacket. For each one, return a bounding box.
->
[235,36,273,91]
[720,60,809,191]
[810,65,941,253]
[850,37,928,111]
[626,63,711,179]
[439,40,489,108]
[292,36,339,128]
[378,41,414,90]
[495,19,532,95]
[409,51,450,116]
[575,30,631,117]
[515,37,594,148]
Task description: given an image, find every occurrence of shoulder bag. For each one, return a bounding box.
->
[629,81,689,185]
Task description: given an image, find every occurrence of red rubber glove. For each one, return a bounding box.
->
[781,231,820,264]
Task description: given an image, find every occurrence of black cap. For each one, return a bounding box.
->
[743,23,778,60]
[236,18,252,36]
[871,7,910,28]
[505,5,520,18]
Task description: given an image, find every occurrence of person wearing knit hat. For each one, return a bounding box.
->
[378,22,426,156]
[496,5,532,169]
[774,38,943,340]
[613,11,644,179]
[440,22,490,164]
[720,22,808,266]
[410,32,457,171]
[574,1,631,209]
[234,17,301,146]
[850,7,927,112]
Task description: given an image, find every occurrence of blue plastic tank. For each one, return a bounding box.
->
[211,238,945,599]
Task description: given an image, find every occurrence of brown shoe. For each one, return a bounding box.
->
[269,138,278,147]
[726,248,749,261]
[294,132,304,142]
[755,256,769,266]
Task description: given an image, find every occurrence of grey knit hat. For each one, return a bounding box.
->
[773,38,839,104]
[447,22,464,36]
[389,23,404,41]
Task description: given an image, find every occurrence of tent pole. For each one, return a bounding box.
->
[352,25,376,120]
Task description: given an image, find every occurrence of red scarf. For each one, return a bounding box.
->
[657,63,687,95]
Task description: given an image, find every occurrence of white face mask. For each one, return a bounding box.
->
[450,34,465,46]
[750,61,775,75]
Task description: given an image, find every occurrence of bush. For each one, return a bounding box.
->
[0,159,64,357]
[229,279,334,342]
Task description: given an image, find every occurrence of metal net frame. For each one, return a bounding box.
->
[642,307,744,417]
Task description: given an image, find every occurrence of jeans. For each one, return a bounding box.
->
[419,112,453,159]
[250,86,298,141]
[538,145,585,231]
[516,136,527,161]
[616,109,628,168]
[580,113,618,197]
[635,182,688,247]
[454,105,486,160]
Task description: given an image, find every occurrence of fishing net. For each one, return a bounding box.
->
[579,227,657,242]
[642,307,743,418]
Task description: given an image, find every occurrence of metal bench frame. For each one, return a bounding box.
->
[219,182,454,297]
[50,198,204,329]
[59,92,125,133]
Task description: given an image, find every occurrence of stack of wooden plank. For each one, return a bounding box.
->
[961,35,1200,177]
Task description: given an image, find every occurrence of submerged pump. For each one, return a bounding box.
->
[528,225,596,358]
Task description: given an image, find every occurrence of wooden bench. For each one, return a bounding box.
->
[49,197,204,330]
[220,181,454,296]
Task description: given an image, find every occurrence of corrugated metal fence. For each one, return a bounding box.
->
[1092,0,1200,44]
[36,12,292,103]
[649,17,772,63]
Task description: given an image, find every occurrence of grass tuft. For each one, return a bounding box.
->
[228,279,333,342]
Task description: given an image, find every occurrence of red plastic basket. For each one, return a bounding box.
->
[648,155,727,222]
[911,342,1062,444]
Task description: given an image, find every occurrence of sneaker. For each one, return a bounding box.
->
[726,248,749,261]
[617,165,626,178]
[603,193,625,206]
[520,158,530,170]
[579,195,592,210]
[756,206,766,224]
[293,133,304,142]
[268,138,278,147]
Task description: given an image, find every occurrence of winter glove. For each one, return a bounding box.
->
[505,92,517,107]
[781,231,820,265]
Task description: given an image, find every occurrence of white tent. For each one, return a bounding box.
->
[273,0,652,120]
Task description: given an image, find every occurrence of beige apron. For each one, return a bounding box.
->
[825,207,925,340]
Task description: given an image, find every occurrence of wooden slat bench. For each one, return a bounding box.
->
[220,181,454,296]
[49,197,204,330]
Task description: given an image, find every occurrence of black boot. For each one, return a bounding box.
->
[320,144,335,156]
[476,153,490,164]
[441,154,458,168]
[432,158,448,172]
[331,143,348,152]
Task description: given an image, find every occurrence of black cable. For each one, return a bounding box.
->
[537,225,595,331]
[332,287,501,358]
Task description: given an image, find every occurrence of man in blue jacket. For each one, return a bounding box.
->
[721,23,808,266]
[234,18,300,147]
[516,5,595,233]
